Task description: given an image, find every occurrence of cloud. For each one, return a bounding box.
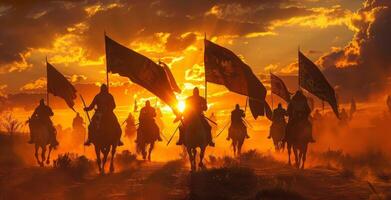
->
[68,74,87,83]
[318,0,391,99]
[165,32,197,52]
[185,64,205,82]
[19,77,46,92]
[0,1,88,65]
[0,84,7,97]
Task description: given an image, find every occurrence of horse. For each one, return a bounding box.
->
[285,118,312,169]
[228,124,247,156]
[27,117,54,167]
[89,113,121,174]
[269,121,286,152]
[136,123,159,161]
[183,117,209,172]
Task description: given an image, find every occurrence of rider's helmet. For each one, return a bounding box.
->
[193,87,199,96]
[100,84,108,93]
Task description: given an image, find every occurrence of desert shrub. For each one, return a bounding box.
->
[188,166,258,199]
[239,149,277,166]
[53,153,94,179]
[53,153,72,169]
[146,160,184,185]
[255,187,305,200]
[339,167,355,179]
[114,150,139,169]
[207,155,239,168]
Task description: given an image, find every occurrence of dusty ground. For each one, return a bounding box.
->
[1,156,390,200]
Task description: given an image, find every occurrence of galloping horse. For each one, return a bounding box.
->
[228,124,247,156]
[89,113,121,174]
[285,119,312,169]
[28,117,54,167]
[269,121,286,152]
[183,117,208,171]
[136,125,158,161]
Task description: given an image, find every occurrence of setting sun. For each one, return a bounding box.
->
[178,100,186,113]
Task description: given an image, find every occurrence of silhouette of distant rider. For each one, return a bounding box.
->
[227,104,249,140]
[28,99,59,147]
[286,90,315,143]
[135,100,162,143]
[84,84,123,146]
[312,109,322,122]
[267,103,287,139]
[338,108,349,126]
[72,112,85,131]
[177,87,215,147]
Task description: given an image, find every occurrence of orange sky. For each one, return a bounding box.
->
[1,0,391,132]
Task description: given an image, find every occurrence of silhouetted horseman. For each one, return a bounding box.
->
[227,104,249,140]
[268,103,287,139]
[286,90,315,143]
[72,113,85,133]
[136,100,162,143]
[84,84,123,146]
[338,108,349,126]
[125,113,137,139]
[28,99,58,147]
[177,87,215,147]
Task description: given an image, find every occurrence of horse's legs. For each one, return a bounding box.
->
[287,143,292,165]
[34,145,41,166]
[238,140,244,156]
[142,144,147,160]
[46,146,52,164]
[232,140,237,156]
[95,147,102,174]
[187,147,195,172]
[41,146,47,167]
[301,144,308,169]
[192,148,197,171]
[101,147,110,174]
[148,142,154,161]
[293,147,299,168]
[199,147,206,170]
[110,145,117,173]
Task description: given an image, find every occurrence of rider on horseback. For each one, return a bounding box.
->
[135,100,162,143]
[227,104,249,140]
[72,112,85,133]
[176,87,215,147]
[286,90,315,143]
[84,84,123,146]
[267,103,287,139]
[28,99,59,147]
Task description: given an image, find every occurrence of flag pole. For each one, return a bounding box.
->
[204,32,207,103]
[270,71,273,109]
[297,45,303,94]
[104,31,109,91]
[46,56,49,106]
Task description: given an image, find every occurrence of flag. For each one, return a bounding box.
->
[47,62,77,110]
[158,61,181,93]
[299,51,339,118]
[204,39,267,119]
[270,73,291,103]
[105,35,178,112]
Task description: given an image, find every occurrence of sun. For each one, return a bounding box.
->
[178,100,186,113]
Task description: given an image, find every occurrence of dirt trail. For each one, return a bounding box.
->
[1,160,390,200]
